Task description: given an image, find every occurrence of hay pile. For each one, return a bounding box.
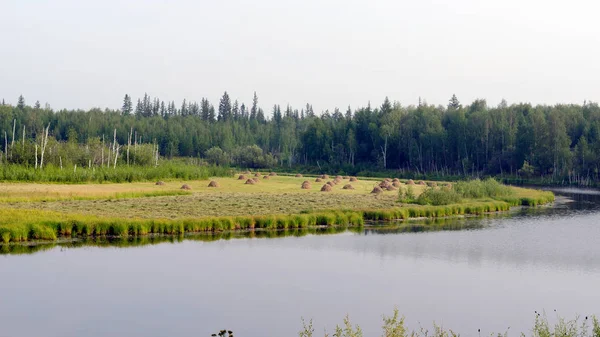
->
[238,175,247,180]
[327,181,335,187]
[301,181,311,189]
[379,181,392,189]
[392,181,401,187]
[155,181,165,186]
[269,172,277,176]
[252,177,260,183]
[315,178,323,182]
[371,186,383,194]
[295,173,303,177]
[418,180,426,185]
[254,173,261,177]
[392,178,400,183]
[349,177,358,182]
[180,184,192,190]
[263,175,270,179]
[207,181,220,187]
[384,178,392,182]
[343,176,350,179]
[342,184,355,190]
[243,171,251,174]
[321,184,332,192]
[245,179,256,185]
[322,174,330,179]
[407,179,415,185]
[427,181,438,187]
[386,185,397,191]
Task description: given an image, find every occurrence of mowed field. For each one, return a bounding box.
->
[0,175,427,219]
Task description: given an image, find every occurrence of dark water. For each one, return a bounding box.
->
[1,189,600,337]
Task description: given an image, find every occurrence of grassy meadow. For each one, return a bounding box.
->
[0,173,554,243]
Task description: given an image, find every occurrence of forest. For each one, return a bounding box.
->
[0,93,598,183]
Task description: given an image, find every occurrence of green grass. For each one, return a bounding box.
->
[0,162,232,183]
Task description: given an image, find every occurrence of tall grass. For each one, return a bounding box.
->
[299,310,600,337]
[0,162,232,183]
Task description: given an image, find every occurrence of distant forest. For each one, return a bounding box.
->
[0,93,598,182]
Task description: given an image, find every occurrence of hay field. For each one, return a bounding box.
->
[0,175,426,219]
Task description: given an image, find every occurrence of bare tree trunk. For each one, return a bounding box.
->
[35,144,38,169]
[127,127,132,166]
[101,134,104,168]
[39,124,50,169]
[4,131,7,162]
[113,145,119,169]
[11,119,16,158]
[22,125,25,151]
[60,156,63,170]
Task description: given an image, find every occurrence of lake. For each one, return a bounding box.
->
[1,188,599,337]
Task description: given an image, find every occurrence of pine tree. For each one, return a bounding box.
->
[17,95,25,110]
[160,101,166,116]
[34,101,41,110]
[200,98,211,121]
[232,100,239,120]
[381,96,392,115]
[218,91,232,121]
[135,99,143,116]
[448,94,461,110]
[250,92,258,120]
[180,99,188,116]
[257,107,265,123]
[122,94,132,115]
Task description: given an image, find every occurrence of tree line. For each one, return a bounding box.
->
[1,93,599,183]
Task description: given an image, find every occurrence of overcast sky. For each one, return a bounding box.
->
[1,0,599,112]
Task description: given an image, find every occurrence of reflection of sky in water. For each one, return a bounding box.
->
[1,188,599,337]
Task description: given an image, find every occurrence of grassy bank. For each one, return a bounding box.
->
[0,175,554,244]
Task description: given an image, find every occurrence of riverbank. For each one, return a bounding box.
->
[0,175,554,244]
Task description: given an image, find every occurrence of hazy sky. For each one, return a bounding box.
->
[2,0,600,112]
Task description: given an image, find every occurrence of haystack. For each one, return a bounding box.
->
[245,179,255,185]
[418,180,426,185]
[427,181,438,187]
[407,179,415,185]
[180,184,192,190]
[254,173,261,177]
[295,174,303,177]
[238,175,247,180]
[343,176,350,179]
[392,178,400,183]
[301,181,311,189]
[269,172,277,176]
[349,177,358,182]
[155,181,165,186]
[342,184,355,190]
[322,174,330,179]
[379,181,392,189]
[315,178,323,182]
[321,184,332,192]
[263,175,270,179]
[207,181,220,188]
[384,178,392,182]
[252,177,260,183]
[386,185,397,191]
[371,186,383,194]
[335,175,343,180]
[392,181,401,187]
[327,181,335,187]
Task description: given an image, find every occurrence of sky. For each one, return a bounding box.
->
[1,0,600,113]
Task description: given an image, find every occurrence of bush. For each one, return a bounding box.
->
[416,187,461,206]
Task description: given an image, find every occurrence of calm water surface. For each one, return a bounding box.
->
[1,189,600,337]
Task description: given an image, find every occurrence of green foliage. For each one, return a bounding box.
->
[205,147,231,166]
[416,187,462,206]
[0,162,231,183]
[453,178,513,199]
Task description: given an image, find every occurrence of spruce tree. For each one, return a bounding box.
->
[122,94,132,115]
[448,94,461,110]
[218,91,232,121]
[17,95,25,110]
[34,100,41,110]
[250,92,258,120]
